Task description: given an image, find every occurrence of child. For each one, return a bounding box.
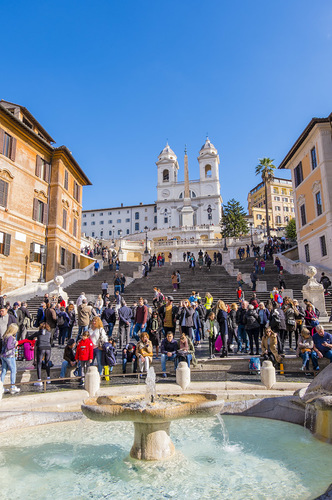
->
[75,331,93,386]
[297,327,319,373]
[148,311,161,358]
[122,342,137,374]
[204,312,219,359]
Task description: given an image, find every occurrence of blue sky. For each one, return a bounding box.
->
[1,0,332,211]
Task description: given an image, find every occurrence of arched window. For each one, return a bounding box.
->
[163,169,169,182]
[179,190,196,199]
[205,165,212,178]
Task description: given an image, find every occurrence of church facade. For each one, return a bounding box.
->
[82,138,222,238]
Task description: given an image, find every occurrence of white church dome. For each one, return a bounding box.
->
[159,143,177,159]
[200,138,217,154]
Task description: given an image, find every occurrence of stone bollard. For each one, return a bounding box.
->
[260,360,276,390]
[176,361,191,390]
[85,366,100,397]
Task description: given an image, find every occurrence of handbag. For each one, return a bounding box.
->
[214,335,223,352]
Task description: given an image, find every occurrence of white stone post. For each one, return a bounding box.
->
[260,360,276,389]
[85,366,100,397]
[176,361,191,390]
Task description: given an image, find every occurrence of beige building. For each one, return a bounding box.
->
[279,112,332,270]
[0,100,91,293]
[247,177,295,232]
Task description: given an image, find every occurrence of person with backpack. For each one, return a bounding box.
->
[216,300,228,358]
[28,323,52,387]
[102,340,117,375]
[75,331,94,386]
[57,306,70,346]
[244,305,260,356]
[1,323,20,394]
[101,302,116,338]
[60,339,77,378]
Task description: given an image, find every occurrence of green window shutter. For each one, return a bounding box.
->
[3,233,11,256]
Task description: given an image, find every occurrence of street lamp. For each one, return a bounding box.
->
[221,224,228,251]
[112,225,115,245]
[119,229,123,252]
[262,219,266,238]
[39,245,46,282]
[207,205,212,224]
[144,226,149,255]
[249,222,254,247]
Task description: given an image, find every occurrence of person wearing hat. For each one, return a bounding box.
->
[158,296,178,335]
[60,339,77,378]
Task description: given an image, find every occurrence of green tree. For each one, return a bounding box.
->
[255,157,276,238]
[220,199,249,238]
[285,218,297,240]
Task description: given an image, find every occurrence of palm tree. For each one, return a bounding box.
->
[255,157,276,237]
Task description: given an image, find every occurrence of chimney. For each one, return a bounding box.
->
[121,203,123,207]
[140,202,143,205]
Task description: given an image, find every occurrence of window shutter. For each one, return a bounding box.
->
[44,162,51,183]
[32,198,38,221]
[30,242,35,262]
[36,155,42,177]
[0,180,8,208]
[3,233,11,256]
[10,137,17,162]
[43,203,48,225]
[0,128,4,154]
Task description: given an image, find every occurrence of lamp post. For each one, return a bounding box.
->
[221,224,228,251]
[249,222,254,247]
[262,219,266,238]
[24,255,28,286]
[39,245,46,282]
[112,225,115,245]
[119,229,123,253]
[144,226,149,256]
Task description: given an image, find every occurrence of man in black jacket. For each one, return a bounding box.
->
[118,300,132,348]
[101,303,116,338]
[158,296,178,335]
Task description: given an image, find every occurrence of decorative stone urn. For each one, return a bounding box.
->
[302,266,327,317]
[82,393,224,461]
[49,275,69,303]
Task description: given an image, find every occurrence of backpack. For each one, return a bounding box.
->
[249,357,261,374]
[103,342,117,367]
[57,315,65,327]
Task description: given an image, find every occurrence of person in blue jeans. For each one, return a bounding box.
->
[297,328,319,372]
[160,331,178,378]
[133,298,148,341]
[313,325,332,363]
[60,339,77,378]
[122,343,137,373]
[236,301,249,353]
[1,324,20,394]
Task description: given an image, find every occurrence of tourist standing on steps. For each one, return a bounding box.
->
[204,292,213,320]
[176,270,181,289]
[236,301,249,353]
[77,299,92,341]
[168,252,172,265]
[319,272,331,296]
[101,281,108,301]
[228,303,239,352]
[205,311,219,359]
[261,327,282,366]
[171,272,178,291]
[216,300,228,358]
[158,296,178,335]
[101,302,116,338]
[118,300,132,348]
[133,297,148,340]
[89,316,108,376]
[1,324,20,394]
[120,273,126,293]
[114,274,121,295]
[250,269,258,291]
[94,295,103,315]
[28,323,52,387]
[45,302,57,347]
[178,300,195,340]
[94,260,100,274]
[244,305,260,355]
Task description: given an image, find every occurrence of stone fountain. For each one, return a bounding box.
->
[82,368,224,460]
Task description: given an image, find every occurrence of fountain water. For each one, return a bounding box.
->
[81,368,224,460]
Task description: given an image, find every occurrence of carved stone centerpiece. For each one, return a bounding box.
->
[302,266,327,317]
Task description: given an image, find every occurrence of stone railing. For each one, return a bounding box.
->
[6,257,102,303]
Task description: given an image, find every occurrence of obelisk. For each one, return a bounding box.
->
[180,146,195,226]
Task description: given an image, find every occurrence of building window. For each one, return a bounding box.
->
[127,210,129,214]
[135,222,139,231]
[73,218,78,237]
[72,253,77,269]
[275,216,281,224]
[311,147,317,170]
[100,212,103,216]
[0,179,9,208]
[300,204,306,226]
[1,131,16,161]
[304,244,310,262]
[316,191,322,216]
[109,230,112,236]
[0,231,11,256]
[108,211,112,215]
[117,219,121,223]
[282,188,287,195]
[135,212,139,220]
[126,229,129,234]
[60,247,66,266]
[145,208,147,212]
[145,216,148,221]
[163,169,169,182]
[205,165,212,178]
[118,211,120,214]
[164,217,168,223]
[91,213,95,217]
[117,230,121,236]
[275,206,281,211]
[154,206,157,213]
[83,222,87,226]
[274,196,280,201]
[284,206,289,212]
[125,218,130,222]
[273,188,279,194]
[283,198,288,202]
[29,242,42,263]
[294,162,303,187]
[32,199,48,224]
[154,216,157,224]
[284,216,289,223]
[64,170,69,190]
[108,220,112,223]
[73,181,80,202]
[100,221,104,225]
[83,213,86,218]
[91,221,95,226]
[91,231,95,237]
[320,236,327,257]
[35,156,51,182]
[62,209,67,230]
[100,230,103,237]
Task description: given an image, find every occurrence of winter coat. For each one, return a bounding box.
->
[178,307,195,328]
[204,319,219,339]
[75,338,94,361]
[101,307,116,325]
[244,310,260,330]
[236,307,247,326]
[285,307,296,332]
[217,310,228,336]
[261,333,281,363]
[136,339,153,358]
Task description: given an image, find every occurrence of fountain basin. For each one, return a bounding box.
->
[82,393,224,460]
